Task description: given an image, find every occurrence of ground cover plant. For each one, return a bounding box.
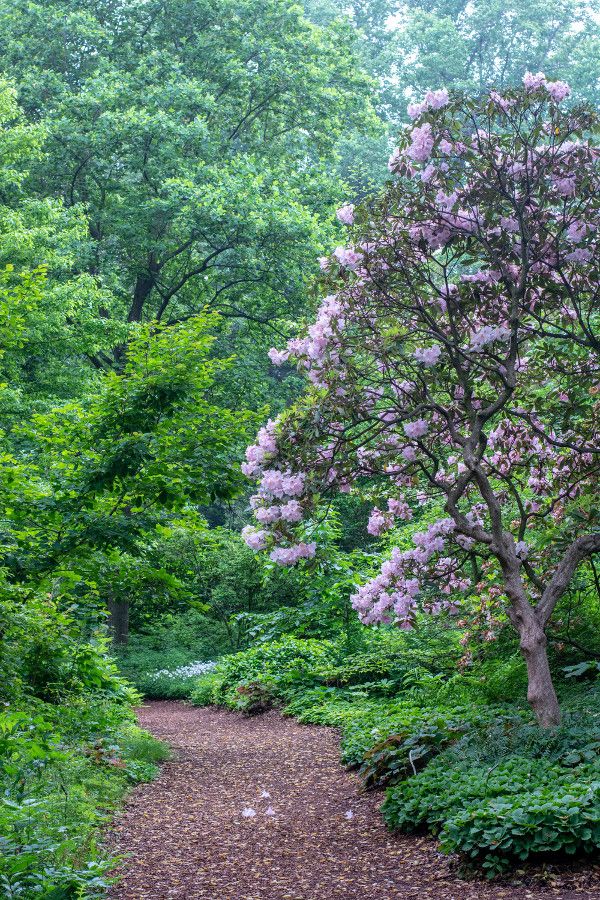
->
[0,586,170,898]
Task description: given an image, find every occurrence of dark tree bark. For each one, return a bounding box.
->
[107,598,130,645]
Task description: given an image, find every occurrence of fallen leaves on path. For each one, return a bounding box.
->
[107,702,600,900]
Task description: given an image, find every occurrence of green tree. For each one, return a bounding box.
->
[0,80,118,418]
[0,0,376,352]
[376,0,600,120]
[4,312,254,639]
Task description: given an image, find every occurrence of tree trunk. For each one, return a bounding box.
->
[107,599,130,645]
[128,272,156,323]
[519,619,561,726]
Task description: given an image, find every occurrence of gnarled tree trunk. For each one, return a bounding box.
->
[518,617,561,727]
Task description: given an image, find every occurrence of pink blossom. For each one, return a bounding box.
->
[280,473,305,497]
[523,71,547,91]
[333,246,363,269]
[566,248,592,264]
[242,527,267,551]
[490,91,514,112]
[336,204,355,225]
[407,88,448,120]
[425,88,449,110]
[255,505,280,525]
[515,541,529,559]
[388,498,412,520]
[407,101,426,119]
[545,80,570,102]
[420,163,436,182]
[414,345,442,366]
[407,123,434,162]
[403,419,429,439]
[553,177,576,197]
[268,347,289,366]
[269,542,316,566]
[566,221,587,242]
[367,507,393,536]
[469,324,511,352]
[280,499,303,523]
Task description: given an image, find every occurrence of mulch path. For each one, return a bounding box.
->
[107,701,600,900]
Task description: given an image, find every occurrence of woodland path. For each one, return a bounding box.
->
[108,701,600,900]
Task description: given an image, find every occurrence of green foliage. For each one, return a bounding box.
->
[0,0,598,887]
[440,775,600,875]
[211,635,339,709]
[381,704,600,874]
[189,673,222,707]
[0,571,168,897]
[0,709,168,897]
[0,0,377,406]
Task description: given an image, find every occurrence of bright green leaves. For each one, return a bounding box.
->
[12,313,255,571]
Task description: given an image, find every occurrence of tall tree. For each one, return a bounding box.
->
[242,78,600,726]
[0,0,376,359]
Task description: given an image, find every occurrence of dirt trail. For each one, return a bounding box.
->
[108,701,600,900]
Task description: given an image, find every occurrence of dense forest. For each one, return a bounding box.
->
[1,1,599,897]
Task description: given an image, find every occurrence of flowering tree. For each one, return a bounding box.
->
[242,74,600,726]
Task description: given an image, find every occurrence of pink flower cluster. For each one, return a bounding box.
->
[351,519,469,627]
[242,420,279,476]
[523,72,571,103]
[269,542,316,565]
[407,88,449,119]
[468,324,511,352]
[407,122,434,162]
[414,345,442,366]
[403,419,428,439]
[333,246,363,269]
[336,204,355,225]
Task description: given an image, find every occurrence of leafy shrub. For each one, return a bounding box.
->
[230,679,279,714]
[0,585,168,897]
[210,636,338,708]
[190,673,223,707]
[441,772,600,875]
[358,714,469,788]
[382,712,600,874]
[382,755,565,834]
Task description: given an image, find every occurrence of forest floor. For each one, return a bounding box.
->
[108,701,600,900]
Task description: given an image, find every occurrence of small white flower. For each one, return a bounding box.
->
[344,810,354,820]
[260,790,271,799]
[264,806,276,817]
[242,807,257,818]
[148,660,217,680]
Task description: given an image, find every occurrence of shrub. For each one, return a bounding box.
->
[382,712,600,874]
[358,713,469,789]
[441,772,600,875]
[190,673,223,707]
[211,636,338,708]
[382,756,565,834]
